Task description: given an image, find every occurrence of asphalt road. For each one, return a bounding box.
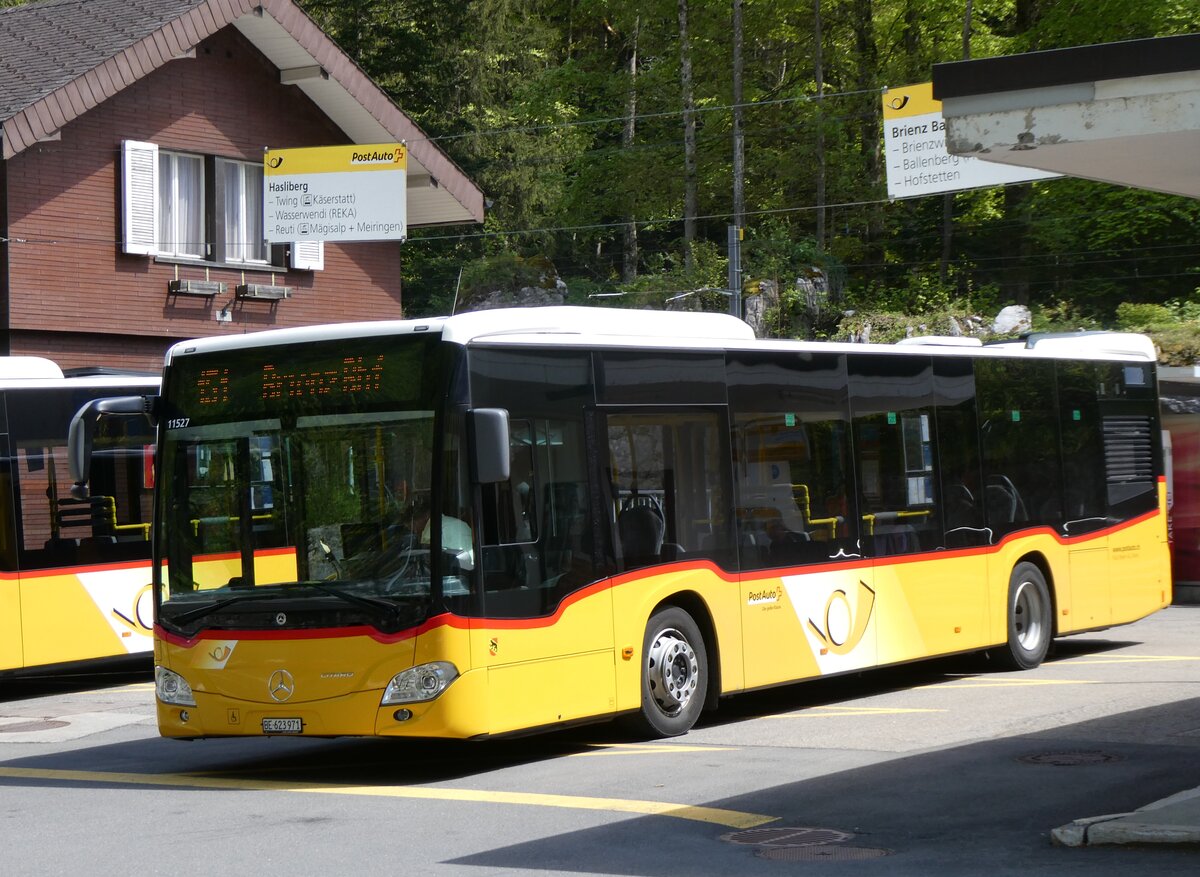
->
[3,606,1200,876]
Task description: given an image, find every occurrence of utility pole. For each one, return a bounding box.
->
[728,225,742,318]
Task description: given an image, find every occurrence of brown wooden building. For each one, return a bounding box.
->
[0,0,483,372]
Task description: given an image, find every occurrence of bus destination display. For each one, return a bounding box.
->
[196,355,385,406]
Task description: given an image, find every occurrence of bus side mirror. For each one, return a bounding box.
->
[469,408,510,484]
[68,395,155,499]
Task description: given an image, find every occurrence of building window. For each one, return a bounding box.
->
[218,158,266,264]
[121,140,320,270]
[158,151,205,259]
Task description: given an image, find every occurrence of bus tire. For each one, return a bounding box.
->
[996,561,1052,670]
[627,606,707,738]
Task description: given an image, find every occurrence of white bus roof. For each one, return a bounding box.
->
[0,356,64,380]
[165,307,756,361]
[162,307,1156,363]
[0,357,160,389]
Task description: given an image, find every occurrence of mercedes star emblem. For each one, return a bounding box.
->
[268,669,295,702]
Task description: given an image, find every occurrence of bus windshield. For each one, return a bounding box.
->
[154,333,471,635]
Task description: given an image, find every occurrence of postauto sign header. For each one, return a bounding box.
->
[263,143,407,243]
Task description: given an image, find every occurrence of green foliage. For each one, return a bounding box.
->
[292,0,1200,331]
[834,308,984,345]
[460,252,558,296]
[1029,299,1104,334]
[1152,326,1200,367]
[1114,299,1200,366]
[1115,302,1178,332]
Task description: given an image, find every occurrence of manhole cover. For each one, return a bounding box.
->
[0,719,70,733]
[722,827,854,847]
[758,846,891,861]
[1018,751,1123,766]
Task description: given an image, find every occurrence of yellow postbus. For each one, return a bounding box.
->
[71,307,1169,738]
[0,358,157,675]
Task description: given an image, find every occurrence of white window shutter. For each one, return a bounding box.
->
[290,240,324,271]
[121,140,159,255]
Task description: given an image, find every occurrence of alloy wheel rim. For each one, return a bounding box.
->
[647,628,699,715]
[1013,579,1045,650]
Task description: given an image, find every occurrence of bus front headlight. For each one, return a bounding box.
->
[155,666,196,706]
[381,662,459,705]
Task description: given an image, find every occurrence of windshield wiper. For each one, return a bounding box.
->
[295,580,408,617]
[165,581,418,630]
[169,591,287,626]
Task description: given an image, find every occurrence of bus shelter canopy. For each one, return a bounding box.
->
[932,34,1200,200]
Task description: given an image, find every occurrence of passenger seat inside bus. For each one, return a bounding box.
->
[985,475,1027,524]
[618,504,665,568]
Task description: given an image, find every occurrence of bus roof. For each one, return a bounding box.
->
[0,356,64,380]
[0,356,160,389]
[164,307,756,361]
[162,307,1156,363]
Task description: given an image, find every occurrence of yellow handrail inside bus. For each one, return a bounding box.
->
[860,509,931,535]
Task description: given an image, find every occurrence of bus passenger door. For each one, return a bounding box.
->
[853,355,990,665]
[729,350,877,688]
[601,406,744,703]
[1058,363,1116,631]
[474,414,615,735]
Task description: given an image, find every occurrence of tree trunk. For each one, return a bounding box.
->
[622,15,640,283]
[941,0,972,283]
[813,0,825,251]
[679,0,698,274]
[851,0,882,246]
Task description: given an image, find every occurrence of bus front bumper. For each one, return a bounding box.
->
[156,667,489,739]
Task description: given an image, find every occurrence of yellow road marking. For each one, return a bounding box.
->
[0,766,774,829]
[941,679,1096,688]
[1064,655,1200,665]
[765,706,945,718]
[572,743,734,757]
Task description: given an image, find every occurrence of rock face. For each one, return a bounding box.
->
[742,279,778,336]
[464,281,566,311]
[992,304,1032,335]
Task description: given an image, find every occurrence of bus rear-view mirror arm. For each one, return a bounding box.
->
[68,395,157,499]
[469,408,510,484]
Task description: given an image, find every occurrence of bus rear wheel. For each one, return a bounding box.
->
[627,606,707,738]
[996,561,1052,670]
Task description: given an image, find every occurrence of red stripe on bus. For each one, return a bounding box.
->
[156,507,1163,646]
[0,559,153,581]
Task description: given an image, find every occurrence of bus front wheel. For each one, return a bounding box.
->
[997,562,1052,670]
[628,606,707,738]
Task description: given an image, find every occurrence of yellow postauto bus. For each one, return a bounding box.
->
[1,358,157,675]
[70,307,1170,739]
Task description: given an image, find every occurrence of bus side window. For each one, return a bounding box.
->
[469,347,602,618]
[934,357,988,547]
[605,409,732,573]
[850,353,941,558]
[479,420,537,592]
[728,350,858,569]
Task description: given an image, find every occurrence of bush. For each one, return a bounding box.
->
[459,253,557,299]
[1115,301,1176,332]
[1148,325,1200,366]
